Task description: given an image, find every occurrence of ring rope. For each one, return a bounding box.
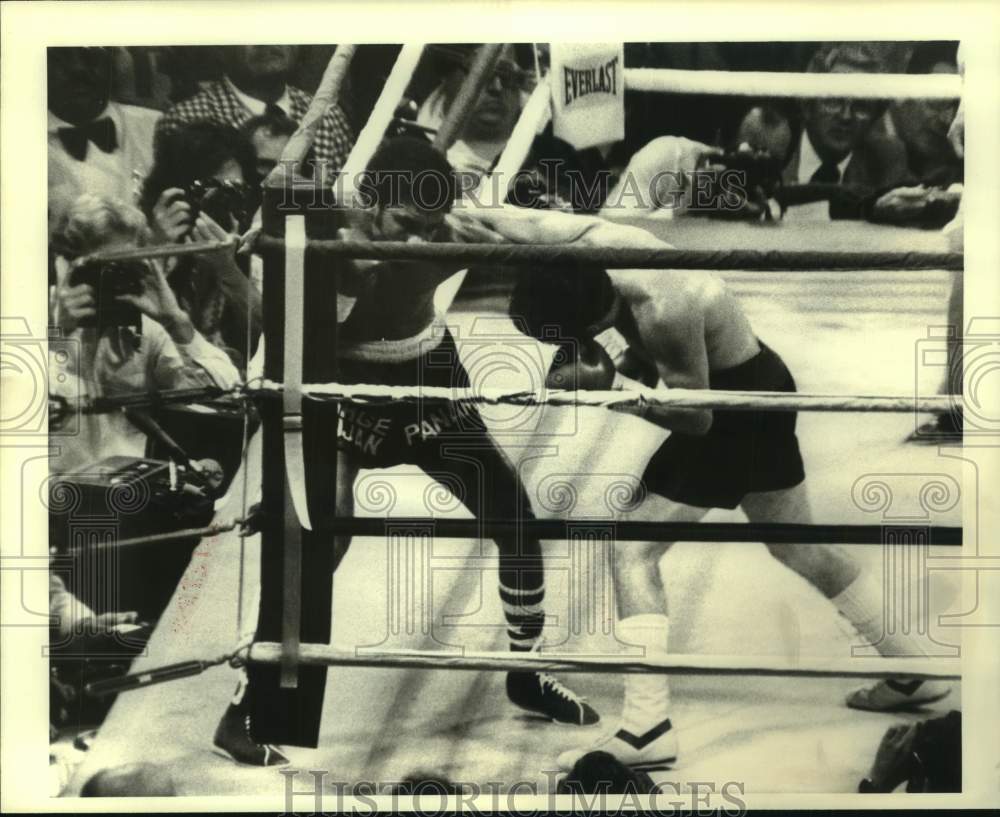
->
[248,643,961,681]
[81,637,959,700]
[48,385,240,424]
[623,67,962,100]
[53,381,961,418]
[257,381,962,415]
[56,519,246,557]
[267,44,357,184]
[276,517,961,546]
[339,43,426,205]
[254,236,963,271]
[69,235,964,274]
[79,239,234,265]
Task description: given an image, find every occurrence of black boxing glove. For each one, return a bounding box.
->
[546,340,617,391]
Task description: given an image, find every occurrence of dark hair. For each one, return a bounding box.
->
[509,264,618,342]
[140,120,256,217]
[907,41,959,75]
[359,135,458,213]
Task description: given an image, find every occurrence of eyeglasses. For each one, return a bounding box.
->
[459,60,534,92]
[817,98,880,121]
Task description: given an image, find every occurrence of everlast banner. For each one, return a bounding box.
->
[551,43,625,149]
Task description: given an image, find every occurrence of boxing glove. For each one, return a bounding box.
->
[546,340,618,391]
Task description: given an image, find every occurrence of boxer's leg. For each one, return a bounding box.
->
[742,484,950,711]
[415,432,599,726]
[558,496,706,770]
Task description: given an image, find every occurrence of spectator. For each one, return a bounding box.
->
[733,102,798,168]
[783,43,910,219]
[239,112,297,185]
[155,45,353,179]
[49,195,239,474]
[48,47,160,235]
[859,711,961,792]
[417,44,536,175]
[49,573,137,642]
[890,42,962,187]
[557,751,656,795]
[140,121,263,369]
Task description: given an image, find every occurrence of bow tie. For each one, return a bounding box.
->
[57,117,118,162]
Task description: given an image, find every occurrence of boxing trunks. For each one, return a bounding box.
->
[643,340,805,509]
[334,323,487,467]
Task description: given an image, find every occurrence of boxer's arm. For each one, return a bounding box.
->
[632,299,712,434]
[460,203,674,252]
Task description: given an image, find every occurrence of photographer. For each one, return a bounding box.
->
[140,120,262,371]
[49,194,239,474]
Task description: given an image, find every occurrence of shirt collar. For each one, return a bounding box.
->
[224,75,291,117]
[48,102,119,135]
[799,130,851,183]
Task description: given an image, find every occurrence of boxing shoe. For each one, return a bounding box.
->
[557,717,678,773]
[507,671,600,726]
[905,412,962,445]
[846,679,951,712]
[213,694,289,767]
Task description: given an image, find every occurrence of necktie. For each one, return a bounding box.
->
[810,160,841,185]
[57,118,118,162]
[265,103,288,121]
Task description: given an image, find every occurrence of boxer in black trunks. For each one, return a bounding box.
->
[510,264,949,772]
[213,137,598,767]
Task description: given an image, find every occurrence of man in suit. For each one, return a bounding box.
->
[155,46,354,180]
[781,43,911,220]
[48,47,161,235]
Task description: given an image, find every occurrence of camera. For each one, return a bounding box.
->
[69,259,144,330]
[184,178,254,234]
[688,147,784,220]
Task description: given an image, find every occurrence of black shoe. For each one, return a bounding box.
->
[905,412,962,445]
[507,670,600,726]
[213,698,289,767]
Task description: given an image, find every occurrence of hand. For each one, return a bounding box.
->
[56,281,96,334]
[115,262,194,343]
[872,186,932,223]
[91,611,140,631]
[867,722,917,792]
[190,212,244,285]
[151,188,192,244]
[190,210,236,246]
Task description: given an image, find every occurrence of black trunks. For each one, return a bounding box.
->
[642,341,806,509]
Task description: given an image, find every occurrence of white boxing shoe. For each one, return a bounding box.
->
[557,717,678,773]
[846,679,951,712]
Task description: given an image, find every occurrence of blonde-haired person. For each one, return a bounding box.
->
[49,194,239,474]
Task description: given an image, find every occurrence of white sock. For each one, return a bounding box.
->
[832,571,929,658]
[618,613,672,735]
[231,665,249,705]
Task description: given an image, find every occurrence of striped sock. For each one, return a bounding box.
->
[499,580,546,652]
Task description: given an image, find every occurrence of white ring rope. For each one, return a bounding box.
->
[248,643,960,681]
[471,78,553,208]
[257,380,961,415]
[339,43,426,205]
[624,68,962,100]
